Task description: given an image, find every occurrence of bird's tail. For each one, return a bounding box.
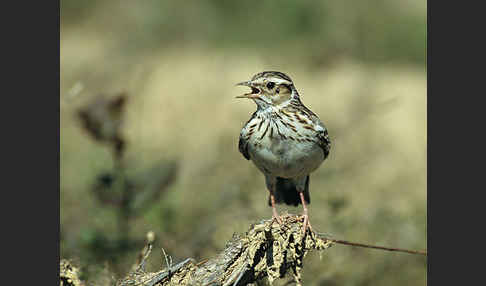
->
[268,176,310,207]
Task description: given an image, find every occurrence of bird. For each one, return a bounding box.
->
[235,71,331,233]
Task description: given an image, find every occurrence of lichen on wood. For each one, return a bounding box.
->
[60,259,85,286]
[117,214,333,286]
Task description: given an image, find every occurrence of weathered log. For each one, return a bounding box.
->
[117,214,333,286]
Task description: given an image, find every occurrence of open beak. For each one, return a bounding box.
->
[235,81,261,99]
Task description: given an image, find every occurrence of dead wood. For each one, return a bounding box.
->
[117,214,333,286]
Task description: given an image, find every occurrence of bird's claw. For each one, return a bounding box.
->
[300,214,313,234]
[270,207,284,226]
[274,216,284,225]
[272,212,284,225]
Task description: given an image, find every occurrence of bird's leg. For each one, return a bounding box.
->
[266,176,283,225]
[269,192,283,224]
[299,192,313,234]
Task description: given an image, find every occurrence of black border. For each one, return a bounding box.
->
[11,0,60,284]
[428,0,485,284]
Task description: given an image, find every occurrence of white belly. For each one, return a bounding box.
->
[248,136,325,178]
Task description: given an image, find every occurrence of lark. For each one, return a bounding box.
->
[236,71,331,233]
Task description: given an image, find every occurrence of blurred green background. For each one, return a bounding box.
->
[60,0,426,285]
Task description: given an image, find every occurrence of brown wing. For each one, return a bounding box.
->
[317,127,331,159]
[301,105,331,159]
[238,111,258,161]
[288,97,331,159]
[238,134,250,160]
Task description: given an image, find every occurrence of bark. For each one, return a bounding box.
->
[117,214,333,286]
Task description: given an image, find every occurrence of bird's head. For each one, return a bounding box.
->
[236,71,298,108]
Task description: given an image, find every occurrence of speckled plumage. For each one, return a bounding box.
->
[236,71,331,232]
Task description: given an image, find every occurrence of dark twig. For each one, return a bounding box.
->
[142,258,196,286]
[320,236,427,256]
[136,243,153,273]
[161,248,173,280]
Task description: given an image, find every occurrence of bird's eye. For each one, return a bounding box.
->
[266,82,275,89]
